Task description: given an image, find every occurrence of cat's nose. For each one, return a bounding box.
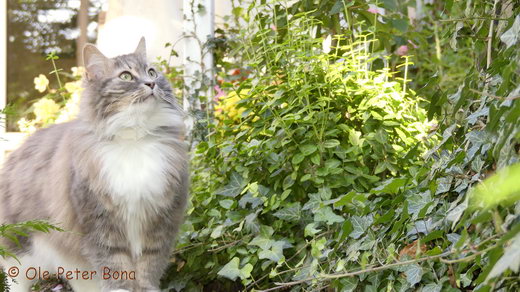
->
[145,82,155,89]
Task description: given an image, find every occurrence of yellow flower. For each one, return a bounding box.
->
[71,66,86,78]
[34,74,49,93]
[33,98,60,124]
[64,81,82,93]
[17,118,36,133]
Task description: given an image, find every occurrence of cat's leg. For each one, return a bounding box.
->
[134,250,170,292]
[84,247,136,292]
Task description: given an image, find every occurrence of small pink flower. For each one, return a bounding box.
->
[214,85,226,101]
[396,45,409,56]
[367,7,379,14]
[270,24,277,31]
[52,284,63,291]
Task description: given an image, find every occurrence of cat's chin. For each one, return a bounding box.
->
[96,99,183,140]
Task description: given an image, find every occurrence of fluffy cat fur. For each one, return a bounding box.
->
[0,38,189,292]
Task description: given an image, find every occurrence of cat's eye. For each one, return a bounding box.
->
[148,69,157,78]
[119,72,133,81]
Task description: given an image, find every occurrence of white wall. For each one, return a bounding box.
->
[97,0,233,66]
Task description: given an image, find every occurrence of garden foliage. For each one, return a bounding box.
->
[167,1,520,291]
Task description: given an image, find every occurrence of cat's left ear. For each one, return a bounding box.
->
[134,37,147,59]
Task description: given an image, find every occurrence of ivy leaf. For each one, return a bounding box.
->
[304,223,321,237]
[500,15,520,48]
[446,200,468,228]
[273,203,301,222]
[421,283,442,292]
[350,215,373,239]
[408,191,432,219]
[372,178,407,195]
[216,172,245,197]
[487,233,520,280]
[314,206,345,225]
[249,236,273,249]
[217,257,241,281]
[258,241,286,263]
[240,263,253,280]
[210,225,224,239]
[219,199,234,209]
[403,264,423,286]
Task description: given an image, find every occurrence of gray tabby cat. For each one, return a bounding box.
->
[0,38,189,292]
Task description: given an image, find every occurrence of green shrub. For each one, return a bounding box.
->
[170,15,434,291]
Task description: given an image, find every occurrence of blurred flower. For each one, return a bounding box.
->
[367,5,385,15]
[51,284,63,291]
[71,66,85,77]
[270,24,277,31]
[214,85,226,101]
[33,98,60,124]
[64,81,82,93]
[17,118,36,133]
[34,74,49,93]
[214,90,249,122]
[396,45,409,56]
[322,35,332,54]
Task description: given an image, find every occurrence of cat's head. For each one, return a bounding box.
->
[80,37,183,137]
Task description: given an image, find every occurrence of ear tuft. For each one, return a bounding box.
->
[134,37,147,59]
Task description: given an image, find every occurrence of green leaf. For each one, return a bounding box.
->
[314,206,345,225]
[258,241,286,263]
[273,203,301,222]
[348,129,362,146]
[408,191,432,219]
[470,162,520,209]
[486,233,520,280]
[323,139,340,148]
[403,264,423,286]
[292,153,305,164]
[328,0,343,15]
[249,236,273,249]
[210,225,224,239]
[240,263,253,280]
[219,199,234,209]
[421,283,442,292]
[350,215,373,239]
[304,223,321,237]
[300,144,318,156]
[216,172,245,197]
[217,257,241,281]
[372,178,407,195]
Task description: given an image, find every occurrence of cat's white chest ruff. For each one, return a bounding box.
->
[99,137,171,201]
[98,136,173,256]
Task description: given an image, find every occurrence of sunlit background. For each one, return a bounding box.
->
[2,0,234,131]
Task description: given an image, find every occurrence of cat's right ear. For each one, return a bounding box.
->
[83,44,110,80]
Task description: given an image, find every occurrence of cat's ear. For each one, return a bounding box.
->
[83,44,110,80]
[134,37,147,59]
